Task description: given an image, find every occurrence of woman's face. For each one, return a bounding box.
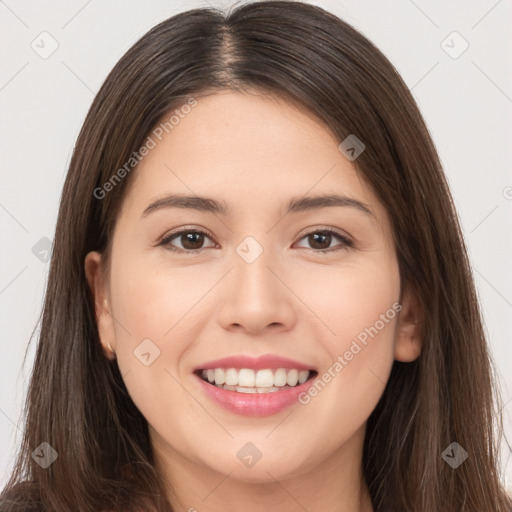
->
[86,90,420,489]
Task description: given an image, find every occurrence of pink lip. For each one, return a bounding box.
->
[194,372,317,417]
[194,354,315,371]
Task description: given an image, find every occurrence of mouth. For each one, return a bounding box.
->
[194,367,319,394]
[192,354,319,416]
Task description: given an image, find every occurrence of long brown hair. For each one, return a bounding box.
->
[1,1,510,510]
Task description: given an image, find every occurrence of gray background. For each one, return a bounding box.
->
[1,0,511,492]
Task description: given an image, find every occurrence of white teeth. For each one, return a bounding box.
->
[235,386,281,393]
[225,368,238,386]
[201,367,312,389]
[286,369,299,386]
[273,368,287,387]
[255,369,274,387]
[235,386,257,393]
[238,369,255,387]
[298,370,309,384]
[259,387,280,393]
[214,368,226,385]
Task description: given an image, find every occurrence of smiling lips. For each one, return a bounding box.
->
[195,353,316,391]
[194,354,318,416]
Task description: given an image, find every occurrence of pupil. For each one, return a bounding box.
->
[182,232,204,250]
[310,232,330,249]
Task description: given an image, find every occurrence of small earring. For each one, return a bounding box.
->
[106,342,115,356]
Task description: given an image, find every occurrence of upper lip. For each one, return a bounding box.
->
[194,354,316,372]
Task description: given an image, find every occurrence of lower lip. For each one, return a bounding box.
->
[194,372,317,417]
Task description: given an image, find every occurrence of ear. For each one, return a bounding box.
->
[394,285,423,362]
[84,251,116,360]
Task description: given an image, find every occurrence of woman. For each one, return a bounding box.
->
[1,1,510,510]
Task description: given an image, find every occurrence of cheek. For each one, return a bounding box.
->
[107,255,212,418]
[110,253,217,343]
[298,252,400,345]
[299,256,400,411]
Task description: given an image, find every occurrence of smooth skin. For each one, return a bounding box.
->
[85,90,423,512]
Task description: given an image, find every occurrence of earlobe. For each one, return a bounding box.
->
[84,251,116,360]
[394,287,423,363]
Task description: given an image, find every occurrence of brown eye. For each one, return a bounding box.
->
[295,229,353,252]
[178,231,206,250]
[160,229,216,252]
[307,232,332,250]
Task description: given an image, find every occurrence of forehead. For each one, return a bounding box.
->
[119,90,386,226]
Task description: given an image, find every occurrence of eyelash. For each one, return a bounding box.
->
[158,226,354,254]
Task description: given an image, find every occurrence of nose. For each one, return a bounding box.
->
[216,245,297,335]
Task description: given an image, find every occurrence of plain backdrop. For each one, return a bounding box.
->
[1,0,511,493]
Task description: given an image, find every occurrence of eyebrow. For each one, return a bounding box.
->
[141,193,375,219]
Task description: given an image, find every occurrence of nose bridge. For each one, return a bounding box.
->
[236,240,274,292]
[233,234,281,305]
[216,234,296,333]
